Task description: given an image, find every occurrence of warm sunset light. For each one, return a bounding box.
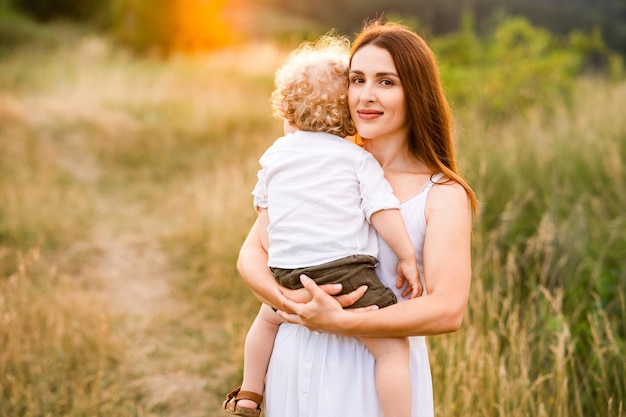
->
[175,0,241,51]
[2,2,625,416]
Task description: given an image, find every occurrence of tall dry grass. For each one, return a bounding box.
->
[0,31,284,416]
[430,79,626,416]
[0,26,624,416]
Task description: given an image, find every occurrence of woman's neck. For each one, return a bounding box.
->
[363,136,431,177]
[363,133,398,161]
[363,136,414,170]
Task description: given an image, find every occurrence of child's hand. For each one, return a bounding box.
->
[396,260,422,298]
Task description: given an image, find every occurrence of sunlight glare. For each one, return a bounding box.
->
[175,0,241,51]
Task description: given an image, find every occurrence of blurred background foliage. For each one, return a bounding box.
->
[3,0,626,55]
[1,0,624,121]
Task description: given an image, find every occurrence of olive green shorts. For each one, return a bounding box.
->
[270,254,397,309]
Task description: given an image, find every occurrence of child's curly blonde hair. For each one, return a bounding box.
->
[270,34,356,138]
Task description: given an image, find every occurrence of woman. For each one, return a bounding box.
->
[236,20,477,417]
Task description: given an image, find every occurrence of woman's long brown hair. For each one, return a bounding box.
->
[351,21,478,217]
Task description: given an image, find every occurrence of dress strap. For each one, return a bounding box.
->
[401,173,445,203]
[424,173,444,191]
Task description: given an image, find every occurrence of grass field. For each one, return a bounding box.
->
[1,23,624,417]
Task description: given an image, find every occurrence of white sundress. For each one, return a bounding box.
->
[265,173,443,417]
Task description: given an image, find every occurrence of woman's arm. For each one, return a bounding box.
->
[275,182,472,337]
[237,219,281,307]
[237,219,368,311]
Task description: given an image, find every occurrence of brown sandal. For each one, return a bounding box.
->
[222,387,263,417]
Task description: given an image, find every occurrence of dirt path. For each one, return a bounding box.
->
[89,223,209,416]
[87,205,216,416]
[58,135,215,416]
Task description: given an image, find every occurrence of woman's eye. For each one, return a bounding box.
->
[380,79,394,87]
[350,76,364,84]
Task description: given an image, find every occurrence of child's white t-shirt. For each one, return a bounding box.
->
[252,130,400,269]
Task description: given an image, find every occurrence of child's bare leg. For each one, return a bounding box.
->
[238,303,285,409]
[360,337,412,417]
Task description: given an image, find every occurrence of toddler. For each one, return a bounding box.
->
[223,34,420,417]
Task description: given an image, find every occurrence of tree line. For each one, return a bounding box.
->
[2,0,626,56]
[261,0,626,55]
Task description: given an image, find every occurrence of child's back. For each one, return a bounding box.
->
[253,130,399,269]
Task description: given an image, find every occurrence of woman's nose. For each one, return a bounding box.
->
[359,82,376,102]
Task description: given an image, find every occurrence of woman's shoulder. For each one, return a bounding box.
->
[426,176,471,215]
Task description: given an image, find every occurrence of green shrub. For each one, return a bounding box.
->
[107,0,177,54]
[8,0,105,21]
[435,16,623,122]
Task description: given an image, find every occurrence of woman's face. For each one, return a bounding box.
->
[348,44,408,141]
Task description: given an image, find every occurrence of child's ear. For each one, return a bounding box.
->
[284,119,298,134]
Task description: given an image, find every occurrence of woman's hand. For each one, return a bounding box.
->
[276,280,366,313]
[275,275,374,333]
[280,283,342,304]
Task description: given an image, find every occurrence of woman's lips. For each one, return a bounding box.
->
[357,109,383,120]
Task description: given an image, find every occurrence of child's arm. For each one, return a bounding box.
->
[370,209,421,298]
[249,209,325,304]
[256,207,270,252]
